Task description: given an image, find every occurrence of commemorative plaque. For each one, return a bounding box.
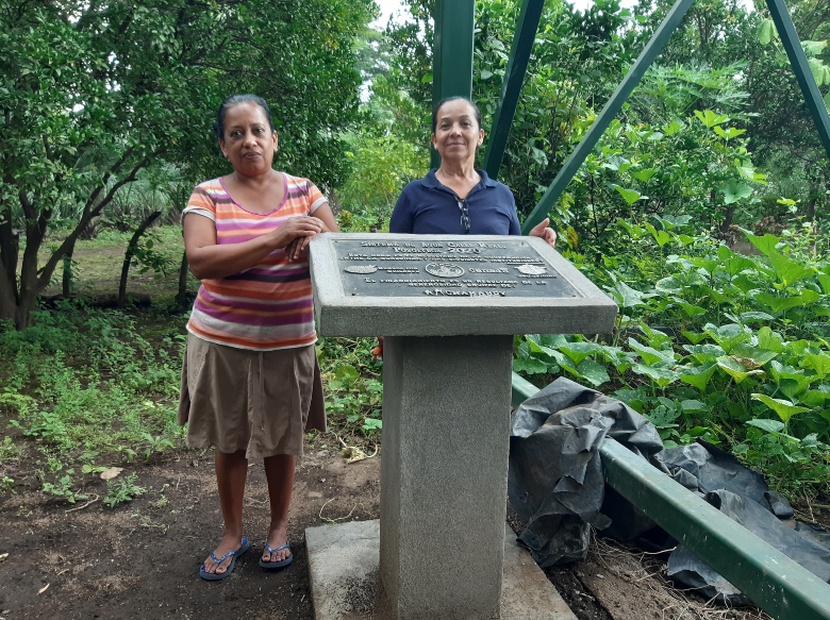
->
[337,237,577,298]
[309,233,617,337]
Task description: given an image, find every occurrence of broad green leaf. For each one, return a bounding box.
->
[690,255,722,274]
[738,311,776,324]
[751,393,809,424]
[655,275,685,294]
[603,155,629,171]
[609,281,654,308]
[527,334,569,349]
[611,184,642,205]
[560,341,605,365]
[801,353,830,379]
[721,181,753,205]
[637,322,674,348]
[647,404,680,428]
[800,389,830,407]
[617,219,648,239]
[705,323,749,352]
[334,364,360,384]
[663,119,685,135]
[758,18,775,45]
[717,356,765,383]
[694,109,729,128]
[527,338,565,363]
[632,363,679,387]
[628,338,676,366]
[754,290,821,313]
[729,343,779,368]
[717,244,756,276]
[659,214,692,228]
[745,233,780,257]
[756,326,786,353]
[747,418,785,433]
[681,399,707,413]
[713,126,746,140]
[765,250,815,286]
[808,57,830,86]
[682,344,724,362]
[679,362,717,391]
[513,357,550,374]
[576,359,610,387]
[650,228,671,246]
[630,168,657,182]
[681,330,710,345]
[677,301,707,318]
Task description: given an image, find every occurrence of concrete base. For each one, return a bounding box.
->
[306,520,577,620]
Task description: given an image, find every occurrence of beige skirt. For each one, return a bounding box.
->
[178,334,327,458]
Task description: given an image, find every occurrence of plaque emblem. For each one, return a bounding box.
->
[344,265,379,274]
[516,264,547,275]
[424,263,464,278]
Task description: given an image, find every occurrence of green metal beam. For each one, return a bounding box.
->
[483,0,546,180]
[512,374,830,620]
[521,0,696,234]
[765,0,830,161]
[431,0,475,169]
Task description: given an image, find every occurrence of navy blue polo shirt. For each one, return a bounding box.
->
[390,169,521,235]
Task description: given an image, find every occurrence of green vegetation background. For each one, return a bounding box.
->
[1,0,829,509]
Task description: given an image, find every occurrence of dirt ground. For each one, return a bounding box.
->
[0,430,778,620]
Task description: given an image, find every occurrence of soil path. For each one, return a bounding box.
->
[1,436,769,620]
[1,439,379,620]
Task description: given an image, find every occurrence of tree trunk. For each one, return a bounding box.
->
[0,218,20,323]
[62,250,75,298]
[118,211,161,307]
[176,249,191,311]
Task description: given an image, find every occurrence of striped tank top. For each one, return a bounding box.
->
[183,173,327,351]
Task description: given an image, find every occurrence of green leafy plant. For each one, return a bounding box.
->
[104,473,147,508]
[517,220,830,495]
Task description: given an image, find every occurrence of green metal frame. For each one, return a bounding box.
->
[512,374,830,620]
[521,0,697,233]
[482,0,545,179]
[765,0,830,159]
[431,0,476,169]
[462,0,830,232]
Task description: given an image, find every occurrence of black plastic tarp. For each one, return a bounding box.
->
[509,377,830,603]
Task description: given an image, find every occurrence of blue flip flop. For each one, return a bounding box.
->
[200,537,250,581]
[259,540,293,570]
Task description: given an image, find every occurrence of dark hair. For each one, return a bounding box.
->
[431,96,482,134]
[213,94,275,141]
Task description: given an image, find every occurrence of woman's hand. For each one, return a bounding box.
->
[284,204,339,262]
[529,217,557,248]
[371,336,384,362]
[283,216,330,262]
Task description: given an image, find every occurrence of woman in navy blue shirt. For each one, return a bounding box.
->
[390,96,556,245]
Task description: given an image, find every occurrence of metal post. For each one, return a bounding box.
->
[483,0,546,180]
[521,0,696,234]
[431,0,475,169]
[765,0,830,161]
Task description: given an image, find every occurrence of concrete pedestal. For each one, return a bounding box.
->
[306,520,578,620]
[380,335,513,619]
[307,234,617,619]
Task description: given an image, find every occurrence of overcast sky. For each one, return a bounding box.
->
[372,0,597,28]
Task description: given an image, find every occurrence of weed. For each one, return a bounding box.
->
[41,471,88,504]
[0,476,14,494]
[104,473,146,508]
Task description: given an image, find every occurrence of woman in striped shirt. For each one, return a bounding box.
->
[179,94,338,580]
